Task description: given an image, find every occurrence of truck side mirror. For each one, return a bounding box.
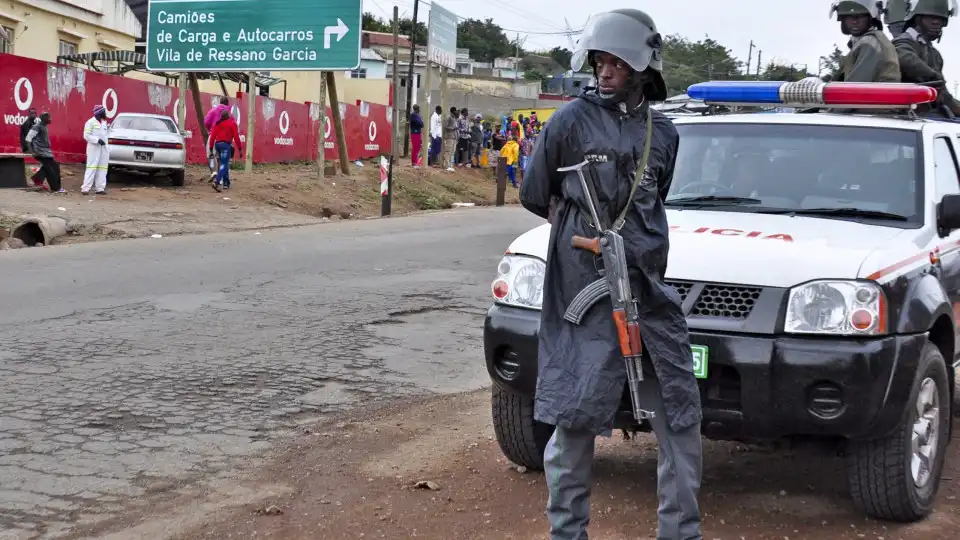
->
[937,194,960,235]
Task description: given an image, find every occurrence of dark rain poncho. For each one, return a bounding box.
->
[519,90,702,434]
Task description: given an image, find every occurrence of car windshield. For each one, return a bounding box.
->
[111,116,177,134]
[668,123,922,225]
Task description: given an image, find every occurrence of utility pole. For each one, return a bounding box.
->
[402,0,419,158]
[391,7,400,160]
[245,72,255,173]
[746,40,754,76]
[514,33,520,82]
[755,50,762,80]
[176,73,187,134]
[316,72,327,180]
[386,5,400,216]
[326,72,350,175]
[420,62,432,167]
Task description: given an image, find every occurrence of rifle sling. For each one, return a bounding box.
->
[583,108,655,232]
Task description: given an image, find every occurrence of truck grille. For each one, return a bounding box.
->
[666,280,694,302]
[691,285,761,319]
[665,280,763,320]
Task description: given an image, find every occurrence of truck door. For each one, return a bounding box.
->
[935,136,960,354]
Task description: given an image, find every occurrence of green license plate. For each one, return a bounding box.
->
[691,345,709,379]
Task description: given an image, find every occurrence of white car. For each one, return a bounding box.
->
[484,81,959,523]
[107,113,187,186]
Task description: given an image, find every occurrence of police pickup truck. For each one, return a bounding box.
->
[483,81,959,522]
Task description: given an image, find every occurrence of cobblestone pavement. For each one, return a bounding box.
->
[0,207,544,539]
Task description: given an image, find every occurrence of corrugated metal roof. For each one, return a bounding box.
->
[361,49,386,62]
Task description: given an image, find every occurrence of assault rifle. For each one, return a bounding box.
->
[558,159,654,421]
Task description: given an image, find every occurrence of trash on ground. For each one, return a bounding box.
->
[413,480,440,491]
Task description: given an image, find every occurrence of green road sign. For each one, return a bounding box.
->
[146,0,361,71]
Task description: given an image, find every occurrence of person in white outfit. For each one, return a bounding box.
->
[82,105,110,195]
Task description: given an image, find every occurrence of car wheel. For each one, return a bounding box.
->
[846,341,951,522]
[171,169,185,187]
[491,385,554,470]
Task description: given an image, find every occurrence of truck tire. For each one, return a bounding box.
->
[491,385,555,470]
[846,342,951,522]
[171,169,185,187]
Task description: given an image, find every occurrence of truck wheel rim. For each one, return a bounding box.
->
[911,378,940,489]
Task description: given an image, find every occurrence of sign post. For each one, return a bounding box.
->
[147,0,362,175]
[426,2,458,71]
[426,2,457,169]
[146,0,362,72]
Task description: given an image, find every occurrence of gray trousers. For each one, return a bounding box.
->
[544,374,703,540]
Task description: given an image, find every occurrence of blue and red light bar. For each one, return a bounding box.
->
[686,80,938,109]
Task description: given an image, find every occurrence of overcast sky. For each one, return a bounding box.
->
[371,0,960,92]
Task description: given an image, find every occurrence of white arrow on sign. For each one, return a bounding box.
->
[324,18,349,49]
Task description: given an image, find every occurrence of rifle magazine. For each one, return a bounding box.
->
[563,278,609,325]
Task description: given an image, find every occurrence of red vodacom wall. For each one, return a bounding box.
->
[0,54,392,164]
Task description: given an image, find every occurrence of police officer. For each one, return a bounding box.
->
[830,1,900,82]
[892,0,960,116]
[885,0,909,35]
[519,8,703,540]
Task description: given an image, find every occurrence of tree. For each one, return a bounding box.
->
[547,46,572,70]
[457,18,513,62]
[399,19,427,46]
[660,35,745,96]
[820,45,846,77]
[524,68,550,91]
[362,13,390,33]
[362,12,427,45]
[759,61,812,82]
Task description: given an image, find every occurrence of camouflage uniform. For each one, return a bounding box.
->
[892,0,960,115]
[830,1,900,82]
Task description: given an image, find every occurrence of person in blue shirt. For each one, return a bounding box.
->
[409,104,424,167]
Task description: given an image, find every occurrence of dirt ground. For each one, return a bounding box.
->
[74,390,960,540]
[0,161,518,244]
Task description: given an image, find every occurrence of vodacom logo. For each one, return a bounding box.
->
[102,88,118,118]
[14,77,33,111]
[278,110,290,134]
[364,120,380,151]
[324,117,331,139]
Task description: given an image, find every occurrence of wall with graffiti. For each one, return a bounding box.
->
[0,54,393,164]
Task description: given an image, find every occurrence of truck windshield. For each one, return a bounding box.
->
[668,123,923,225]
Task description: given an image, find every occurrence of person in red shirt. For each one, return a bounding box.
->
[207,108,243,192]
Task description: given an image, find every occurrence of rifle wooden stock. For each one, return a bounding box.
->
[613,309,643,357]
[571,235,600,255]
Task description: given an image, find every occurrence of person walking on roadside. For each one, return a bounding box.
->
[204,96,232,181]
[500,135,520,187]
[519,8,703,540]
[470,113,484,168]
[442,106,459,171]
[208,108,243,192]
[429,105,443,166]
[456,108,471,168]
[19,107,44,187]
[82,105,110,195]
[409,104,424,168]
[24,112,64,193]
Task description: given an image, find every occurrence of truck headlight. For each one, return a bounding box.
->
[491,255,545,310]
[784,280,887,336]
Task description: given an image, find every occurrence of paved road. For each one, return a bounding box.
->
[0,207,544,539]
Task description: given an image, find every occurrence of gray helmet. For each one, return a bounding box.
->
[905,0,957,26]
[571,9,667,101]
[884,0,908,23]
